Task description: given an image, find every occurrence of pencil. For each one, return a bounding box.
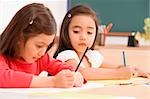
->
[122,51,126,66]
[75,47,88,72]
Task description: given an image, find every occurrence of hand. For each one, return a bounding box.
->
[73,72,84,87]
[128,67,150,78]
[53,70,74,88]
[133,68,150,78]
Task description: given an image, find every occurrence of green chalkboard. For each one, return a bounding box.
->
[69,0,150,32]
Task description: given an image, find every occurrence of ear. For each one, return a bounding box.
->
[17,39,23,44]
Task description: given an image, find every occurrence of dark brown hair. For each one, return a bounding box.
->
[0,3,57,58]
[54,4,99,58]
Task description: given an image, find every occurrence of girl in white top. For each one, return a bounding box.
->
[54,5,150,80]
[57,50,103,68]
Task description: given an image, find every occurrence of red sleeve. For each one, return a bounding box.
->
[39,54,87,84]
[0,56,33,88]
[40,54,74,75]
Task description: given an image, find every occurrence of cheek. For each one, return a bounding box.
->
[25,45,37,56]
[88,35,96,46]
[69,34,77,44]
[69,38,78,51]
[70,36,75,42]
[70,38,77,48]
[31,46,39,54]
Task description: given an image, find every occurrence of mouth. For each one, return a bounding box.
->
[33,57,39,61]
[78,43,87,46]
[33,56,43,61]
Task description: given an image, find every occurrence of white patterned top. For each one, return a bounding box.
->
[56,50,103,68]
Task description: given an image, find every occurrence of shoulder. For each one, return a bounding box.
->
[58,50,77,55]
[87,50,103,58]
[0,55,11,68]
[38,53,54,62]
[86,50,104,68]
[56,50,79,62]
[0,54,8,63]
[0,54,5,60]
[37,54,51,65]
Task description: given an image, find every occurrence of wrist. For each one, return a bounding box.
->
[117,65,124,68]
[48,76,56,87]
[131,68,138,77]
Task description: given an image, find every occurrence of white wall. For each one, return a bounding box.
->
[105,36,128,45]
[0,0,68,35]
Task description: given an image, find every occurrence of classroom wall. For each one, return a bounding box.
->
[0,0,68,35]
[70,0,150,45]
[70,0,150,32]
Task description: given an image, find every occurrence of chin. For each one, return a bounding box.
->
[25,59,35,63]
[77,49,86,53]
[79,47,87,51]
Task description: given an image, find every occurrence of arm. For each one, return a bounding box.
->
[100,61,124,68]
[0,68,33,88]
[80,67,132,80]
[0,66,80,88]
[101,61,150,78]
[30,70,76,88]
[65,59,132,80]
[0,55,83,88]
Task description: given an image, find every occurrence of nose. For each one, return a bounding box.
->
[80,32,86,40]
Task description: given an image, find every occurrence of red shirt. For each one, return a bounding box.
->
[0,54,73,88]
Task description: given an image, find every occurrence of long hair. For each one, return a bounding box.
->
[54,5,99,58]
[0,3,57,58]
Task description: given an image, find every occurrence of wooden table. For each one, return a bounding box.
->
[95,45,150,73]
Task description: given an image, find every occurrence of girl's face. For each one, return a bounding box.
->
[19,33,55,63]
[68,15,96,53]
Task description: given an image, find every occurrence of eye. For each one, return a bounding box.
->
[36,45,43,49]
[87,31,93,34]
[73,30,79,34]
[46,42,54,52]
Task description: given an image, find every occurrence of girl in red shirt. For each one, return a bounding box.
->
[0,3,84,88]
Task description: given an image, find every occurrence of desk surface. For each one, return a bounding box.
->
[1,77,150,99]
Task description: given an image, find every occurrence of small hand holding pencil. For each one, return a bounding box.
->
[74,47,89,84]
[75,47,89,72]
[123,51,150,78]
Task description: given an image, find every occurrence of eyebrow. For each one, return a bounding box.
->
[73,26,94,30]
[36,41,49,46]
[72,26,81,29]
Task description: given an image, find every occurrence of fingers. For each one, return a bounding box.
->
[139,72,150,78]
[146,73,150,78]
[60,70,74,76]
[128,67,150,78]
[54,70,74,88]
[73,72,84,87]
[54,70,84,88]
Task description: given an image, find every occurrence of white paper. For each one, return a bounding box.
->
[0,82,104,94]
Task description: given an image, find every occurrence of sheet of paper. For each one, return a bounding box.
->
[0,82,104,94]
